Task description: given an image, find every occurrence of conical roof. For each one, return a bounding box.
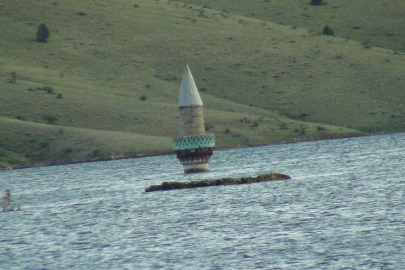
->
[178,63,203,107]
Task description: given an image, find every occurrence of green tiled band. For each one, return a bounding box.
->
[173,134,215,151]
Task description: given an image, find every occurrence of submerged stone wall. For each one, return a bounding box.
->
[145,172,291,192]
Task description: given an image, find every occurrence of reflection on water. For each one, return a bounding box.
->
[1,133,405,269]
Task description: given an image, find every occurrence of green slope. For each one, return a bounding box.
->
[2,0,403,168]
[0,117,172,169]
[185,0,405,53]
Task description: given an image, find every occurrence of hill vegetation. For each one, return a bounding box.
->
[1,0,404,169]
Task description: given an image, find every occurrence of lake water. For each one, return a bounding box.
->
[1,133,405,269]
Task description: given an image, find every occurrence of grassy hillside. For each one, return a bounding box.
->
[0,117,172,170]
[185,0,405,53]
[1,0,403,169]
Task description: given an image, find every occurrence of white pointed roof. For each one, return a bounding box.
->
[178,63,203,107]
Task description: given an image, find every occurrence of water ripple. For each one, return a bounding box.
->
[1,133,405,269]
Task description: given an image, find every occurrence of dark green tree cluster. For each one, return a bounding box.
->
[323,25,334,36]
[36,23,50,43]
[310,0,324,5]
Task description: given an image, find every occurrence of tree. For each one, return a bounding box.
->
[42,114,58,125]
[323,25,334,36]
[310,0,324,6]
[8,72,16,83]
[36,24,50,43]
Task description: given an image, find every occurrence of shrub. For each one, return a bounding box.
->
[43,114,58,125]
[38,151,48,161]
[40,141,50,149]
[8,72,16,83]
[0,149,6,158]
[240,117,251,123]
[57,93,63,99]
[63,148,73,154]
[317,125,327,132]
[279,122,288,130]
[36,23,50,43]
[205,123,214,131]
[198,8,205,17]
[44,86,53,94]
[140,95,148,101]
[361,40,372,49]
[323,25,334,36]
[310,0,324,6]
[92,149,106,159]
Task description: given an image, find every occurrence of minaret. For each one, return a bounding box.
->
[173,59,215,173]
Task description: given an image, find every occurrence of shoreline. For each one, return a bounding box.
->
[0,131,391,172]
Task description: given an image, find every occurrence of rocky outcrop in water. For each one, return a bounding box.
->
[145,172,291,192]
[1,189,21,212]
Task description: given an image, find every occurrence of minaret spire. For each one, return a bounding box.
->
[178,59,203,107]
[173,60,215,173]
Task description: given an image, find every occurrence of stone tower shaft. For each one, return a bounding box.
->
[178,106,205,136]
